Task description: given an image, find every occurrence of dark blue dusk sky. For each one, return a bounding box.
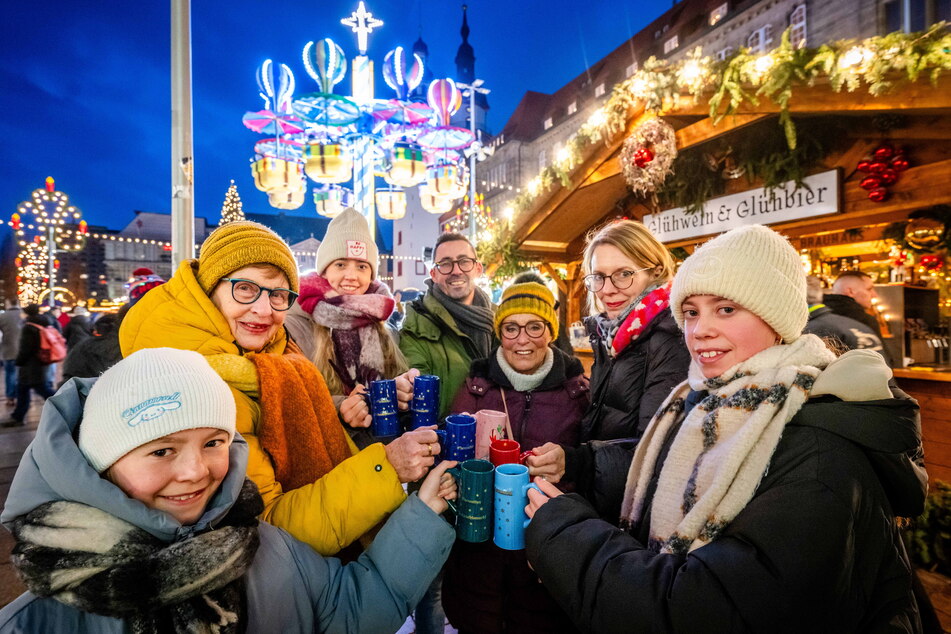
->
[1,1,668,231]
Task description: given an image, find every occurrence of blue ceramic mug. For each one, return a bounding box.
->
[411,375,441,429]
[493,463,541,550]
[444,414,476,462]
[368,379,400,437]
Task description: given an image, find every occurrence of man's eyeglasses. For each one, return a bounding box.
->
[583,266,653,293]
[499,320,549,340]
[433,257,478,275]
[220,278,298,311]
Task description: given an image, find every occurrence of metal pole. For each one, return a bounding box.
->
[47,225,55,308]
[467,86,477,242]
[171,0,195,264]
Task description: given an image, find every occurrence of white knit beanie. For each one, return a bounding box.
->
[79,348,237,473]
[315,207,379,278]
[670,224,807,343]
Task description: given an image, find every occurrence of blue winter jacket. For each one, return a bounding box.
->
[0,377,454,633]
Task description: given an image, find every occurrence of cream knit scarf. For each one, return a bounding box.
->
[619,334,837,555]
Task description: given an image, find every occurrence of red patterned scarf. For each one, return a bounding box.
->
[611,283,671,356]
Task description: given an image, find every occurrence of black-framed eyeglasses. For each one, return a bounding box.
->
[433,257,478,275]
[220,278,298,311]
[583,266,653,293]
[499,320,549,340]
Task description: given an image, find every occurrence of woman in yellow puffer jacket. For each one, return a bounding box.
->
[120,221,440,555]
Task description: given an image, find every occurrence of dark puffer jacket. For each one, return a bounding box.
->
[442,346,589,634]
[525,387,927,633]
[15,315,50,385]
[581,307,689,442]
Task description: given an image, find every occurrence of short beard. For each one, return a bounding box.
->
[441,277,473,302]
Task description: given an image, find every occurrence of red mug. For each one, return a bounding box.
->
[489,438,535,466]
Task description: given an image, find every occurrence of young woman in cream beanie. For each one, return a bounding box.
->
[284,207,419,448]
[523,224,926,631]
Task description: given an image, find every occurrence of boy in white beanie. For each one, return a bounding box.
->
[0,347,457,633]
[522,224,926,632]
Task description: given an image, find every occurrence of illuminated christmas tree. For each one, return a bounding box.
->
[219,180,246,225]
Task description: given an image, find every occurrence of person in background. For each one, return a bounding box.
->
[524,225,926,632]
[399,231,498,634]
[0,301,22,406]
[61,310,123,383]
[63,305,94,350]
[442,280,588,634]
[527,219,690,518]
[120,221,437,558]
[804,274,886,357]
[824,269,894,366]
[4,304,55,427]
[0,347,457,633]
[284,208,417,449]
[126,267,165,303]
[49,306,67,332]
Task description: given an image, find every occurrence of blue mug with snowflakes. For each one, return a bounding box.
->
[411,375,440,429]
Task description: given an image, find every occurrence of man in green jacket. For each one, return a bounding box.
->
[400,232,497,418]
[399,231,496,634]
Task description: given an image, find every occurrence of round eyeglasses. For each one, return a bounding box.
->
[499,320,549,340]
[433,257,478,275]
[583,266,653,293]
[220,278,298,311]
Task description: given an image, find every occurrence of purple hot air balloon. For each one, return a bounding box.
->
[382,46,424,100]
[427,78,462,127]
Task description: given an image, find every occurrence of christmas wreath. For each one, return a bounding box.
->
[619,117,678,197]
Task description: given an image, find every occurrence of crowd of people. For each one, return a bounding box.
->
[0,213,936,633]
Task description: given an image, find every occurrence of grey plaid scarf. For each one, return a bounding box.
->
[10,479,263,634]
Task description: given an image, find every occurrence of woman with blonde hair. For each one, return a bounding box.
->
[284,208,418,448]
[527,219,689,516]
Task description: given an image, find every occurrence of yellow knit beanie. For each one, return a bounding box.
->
[197,221,300,294]
[494,281,559,338]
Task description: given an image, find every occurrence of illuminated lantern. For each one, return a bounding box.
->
[313,185,353,218]
[267,188,305,210]
[425,164,466,200]
[418,185,454,214]
[79,220,88,235]
[252,157,304,193]
[11,213,21,230]
[384,143,426,187]
[375,188,407,220]
[304,142,353,183]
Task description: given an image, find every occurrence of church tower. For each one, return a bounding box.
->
[451,5,489,133]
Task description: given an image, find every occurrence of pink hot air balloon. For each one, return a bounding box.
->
[427,78,462,127]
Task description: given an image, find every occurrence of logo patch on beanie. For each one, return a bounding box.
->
[121,393,182,427]
[346,240,367,260]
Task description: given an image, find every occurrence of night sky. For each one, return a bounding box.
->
[2,1,668,231]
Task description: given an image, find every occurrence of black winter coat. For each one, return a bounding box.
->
[581,307,689,442]
[525,388,926,633]
[15,316,49,385]
[823,293,894,366]
[63,314,93,349]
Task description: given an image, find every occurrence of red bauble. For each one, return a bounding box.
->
[873,144,895,161]
[856,159,872,173]
[868,187,889,202]
[860,175,883,190]
[868,161,888,174]
[891,156,910,172]
[633,147,655,168]
[879,168,898,186]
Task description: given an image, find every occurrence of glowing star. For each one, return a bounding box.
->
[341,1,383,55]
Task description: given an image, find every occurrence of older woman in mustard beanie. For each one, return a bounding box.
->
[441,274,590,634]
[284,208,421,449]
[523,224,925,632]
[119,220,440,557]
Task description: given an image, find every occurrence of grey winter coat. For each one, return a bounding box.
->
[0,378,454,634]
[0,309,22,360]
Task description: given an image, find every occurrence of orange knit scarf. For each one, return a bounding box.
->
[250,345,352,492]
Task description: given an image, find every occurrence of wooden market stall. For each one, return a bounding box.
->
[502,66,951,482]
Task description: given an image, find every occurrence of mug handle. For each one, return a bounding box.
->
[518,450,536,464]
[523,482,544,529]
[444,465,461,514]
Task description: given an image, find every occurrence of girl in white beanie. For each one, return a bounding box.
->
[522,224,926,631]
[0,347,458,633]
[284,207,419,448]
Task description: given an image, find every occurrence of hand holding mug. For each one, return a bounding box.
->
[525,442,566,483]
[340,384,372,428]
[384,425,440,483]
[419,460,458,515]
[395,368,420,411]
[524,476,562,520]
